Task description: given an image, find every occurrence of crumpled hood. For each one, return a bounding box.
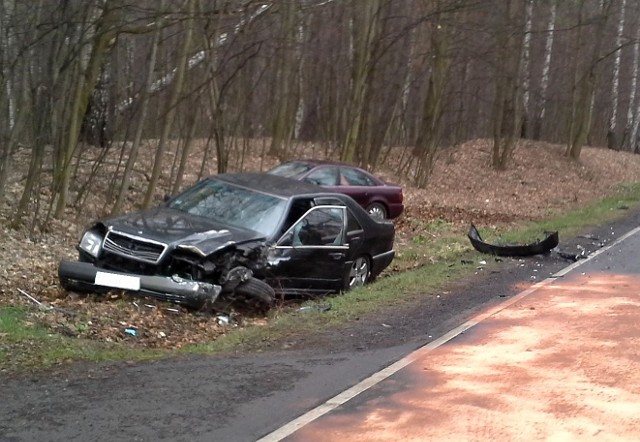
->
[101,207,265,256]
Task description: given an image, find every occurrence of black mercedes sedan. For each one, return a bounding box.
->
[58,173,395,309]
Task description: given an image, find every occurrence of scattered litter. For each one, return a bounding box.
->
[17,288,77,316]
[381,323,392,328]
[124,328,137,336]
[216,314,231,325]
[145,304,156,309]
[478,260,487,265]
[158,331,166,338]
[166,308,180,314]
[17,288,44,306]
[297,304,331,313]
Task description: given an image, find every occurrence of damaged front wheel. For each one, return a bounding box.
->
[234,277,275,310]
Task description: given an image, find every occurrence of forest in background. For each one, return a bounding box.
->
[1,0,640,230]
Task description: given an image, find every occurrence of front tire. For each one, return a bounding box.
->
[234,277,275,310]
[343,256,370,291]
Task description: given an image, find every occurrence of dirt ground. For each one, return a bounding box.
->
[2,138,640,349]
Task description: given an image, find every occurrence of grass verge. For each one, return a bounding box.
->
[0,306,163,373]
[3,183,640,372]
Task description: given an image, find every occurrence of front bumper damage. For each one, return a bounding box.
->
[58,260,221,306]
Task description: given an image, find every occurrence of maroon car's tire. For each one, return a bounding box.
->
[235,277,275,309]
[366,202,387,220]
[343,255,371,291]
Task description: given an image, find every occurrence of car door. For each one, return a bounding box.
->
[335,167,377,208]
[267,205,348,294]
[303,166,339,186]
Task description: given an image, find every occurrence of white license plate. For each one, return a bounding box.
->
[95,271,141,291]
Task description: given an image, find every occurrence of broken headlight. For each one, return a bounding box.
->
[79,230,103,258]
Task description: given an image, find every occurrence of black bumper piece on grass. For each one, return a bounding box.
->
[467,224,559,257]
[58,260,222,306]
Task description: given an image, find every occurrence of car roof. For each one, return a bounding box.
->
[287,159,351,167]
[214,172,325,198]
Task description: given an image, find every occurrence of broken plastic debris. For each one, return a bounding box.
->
[297,304,331,313]
[478,260,487,265]
[124,328,137,336]
[468,224,558,257]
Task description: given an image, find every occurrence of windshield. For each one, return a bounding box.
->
[167,179,287,237]
[267,162,313,178]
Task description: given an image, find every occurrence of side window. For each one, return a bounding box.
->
[304,167,338,186]
[347,209,362,233]
[340,168,376,186]
[279,207,345,247]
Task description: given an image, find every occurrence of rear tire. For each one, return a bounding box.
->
[343,255,370,291]
[234,277,275,310]
[366,203,387,220]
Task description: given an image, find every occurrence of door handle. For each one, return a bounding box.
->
[329,252,345,260]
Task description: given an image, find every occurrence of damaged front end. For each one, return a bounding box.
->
[58,260,222,306]
[58,223,272,308]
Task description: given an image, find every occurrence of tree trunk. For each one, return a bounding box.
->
[53,1,117,218]
[492,0,524,170]
[269,0,299,159]
[341,0,381,164]
[112,8,162,214]
[622,5,639,150]
[566,0,613,160]
[413,6,452,188]
[520,0,534,139]
[533,0,557,140]
[142,0,195,208]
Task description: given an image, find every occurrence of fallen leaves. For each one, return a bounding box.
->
[2,138,640,349]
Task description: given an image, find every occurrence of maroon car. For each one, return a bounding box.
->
[268,160,404,220]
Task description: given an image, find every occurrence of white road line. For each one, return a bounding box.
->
[257,225,640,442]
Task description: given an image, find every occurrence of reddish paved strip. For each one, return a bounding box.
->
[285,271,640,441]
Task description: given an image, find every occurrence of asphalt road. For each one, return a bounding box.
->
[1,208,638,442]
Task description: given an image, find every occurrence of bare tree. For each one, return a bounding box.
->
[491,0,524,170]
[566,0,614,160]
[341,0,381,163]
[112,8,163,214]
[142,0,195,208]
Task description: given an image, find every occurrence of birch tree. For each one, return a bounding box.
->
[627,18,640,152]
[607,0,627,150]
[520,0,534,138]
[533,0,557,140]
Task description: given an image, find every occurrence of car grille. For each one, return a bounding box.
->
[103,231,167,264]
